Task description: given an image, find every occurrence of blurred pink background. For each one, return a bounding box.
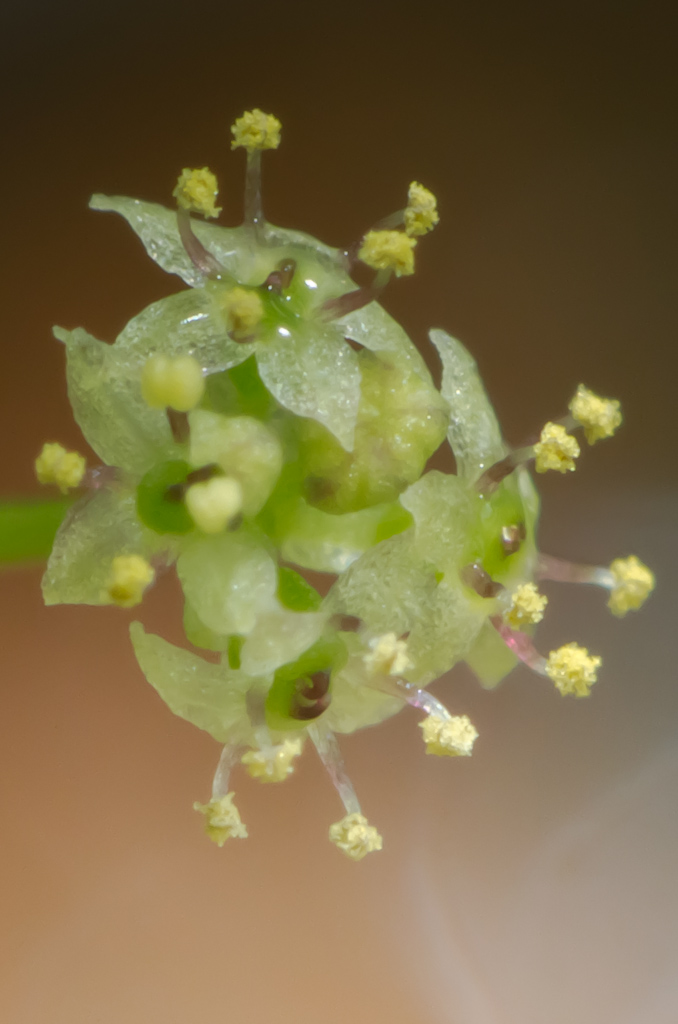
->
[1,3,677,1022]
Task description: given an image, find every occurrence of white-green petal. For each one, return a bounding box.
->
[339,301,432,380]
[429,328,505,479]
[42,490,162,606]
[115,288,254,373]
[177,532,277,637]
[464,620,518,689]
[130,622,254,744]
[239,605,327,677]
[279,499,403,574]
[57,326,175,475]
[323,647,403,735]
[256,325,360,451]
[400,470,472,571]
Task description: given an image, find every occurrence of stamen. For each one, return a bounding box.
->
[476,423,579,494]
[35,442,86,493]
[404,181,439,237]
[358,230,416,277]
[241,737,303,783]
[460,562,504,598]
[504,582,548,629]
[568,384,622,445]
[320,269,391,321]
[211,743,241,799]
[141,353,205,413]
[368,672,455,721]
[176,209,224,278]
[185,476,243,534]
[362,633,412,677]
[173,168,222,220]
[419,714,478,757]
[220,286,264,340]
[308,722,361,816]
[194,792,248,845]
[537,553,655,617]
[103,554,154,608]
[491,617,602,697]
[328,812,383,861]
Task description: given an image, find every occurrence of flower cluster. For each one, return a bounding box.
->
[37,111,655,860]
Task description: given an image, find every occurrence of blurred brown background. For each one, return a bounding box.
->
[1,2,677,1022]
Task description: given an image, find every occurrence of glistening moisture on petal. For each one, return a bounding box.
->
[39,110,653,859]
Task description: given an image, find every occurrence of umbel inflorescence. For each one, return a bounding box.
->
[38,109,655,860]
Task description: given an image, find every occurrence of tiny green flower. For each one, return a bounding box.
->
[38,110,654,858]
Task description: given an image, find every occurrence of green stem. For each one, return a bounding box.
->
[0,498,72,565]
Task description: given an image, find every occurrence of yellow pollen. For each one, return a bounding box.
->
[358,230,416,277]
[220,286,264,339]
[545,642,602,698]
[569,384,622,445]
[607,555,655,617]
[533,422,580,474]
[419,714,478,756]
[363,632,412,677]
[185,476,243,534]
[193,793,248,846]
[329,813,383,861]
[505,582,548,629]
[404,181,439,237]
[172,167,221,219]
[140,354,205,412]
[230,109,282,152]
[35,442,86,493]
[104,554,154,608]
[241,737,303,783]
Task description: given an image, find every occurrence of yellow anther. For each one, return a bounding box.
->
[185,476,243,534]
[545,642,602,698]
[35,442,86,493]
[193,793,248,846]
[569,384,622,445]
[607,555,655,617]
[533,422,580,474]
[104,554,154,608]
[358,230,417,277]
[230,109,282,152]
[363,632,412,677]
[241,737,303,783]
[505,582,548,630]
[419,713,478,757]
[329,813,383,862]
[172,167,221,219]
[220,286,264,339]
[140,354,205,412]
[404,181,439,237]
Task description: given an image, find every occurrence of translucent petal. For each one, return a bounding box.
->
[89,195,350,293]
[177,532,277,637]
[256,326,360,451]
[57,326,174,475]
[279,498,410,574]
[114,288,253,373]
[324,643,403,735]
[188,411,283,516]
[464,619,518,688]
[400,470,473,571]
[42,489,162,606]
[328,531,483,684]
[239,604,327,676]
[339,300,432,380]
[129,622,254,744]
[429,328,505,479]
